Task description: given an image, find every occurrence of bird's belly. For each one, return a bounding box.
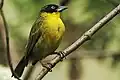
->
[32,31,62,60]
[40,31,62,55]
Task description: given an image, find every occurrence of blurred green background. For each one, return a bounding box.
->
[1,0,120,80]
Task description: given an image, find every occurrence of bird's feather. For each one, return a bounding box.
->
[25,17,42,59]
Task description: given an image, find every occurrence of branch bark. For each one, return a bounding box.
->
[35,4,120,80]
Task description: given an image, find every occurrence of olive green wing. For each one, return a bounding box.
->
[25,18,42,57]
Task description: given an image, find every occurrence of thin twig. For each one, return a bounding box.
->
[0,0,3,9]
[35,4,120,80]
[0,0,20,79]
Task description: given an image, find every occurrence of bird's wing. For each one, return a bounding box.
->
[25,17,42,58]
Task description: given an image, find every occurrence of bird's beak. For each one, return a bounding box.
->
[57,6,67,12]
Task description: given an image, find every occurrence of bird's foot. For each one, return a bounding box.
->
[41,62,52,72]
[54,51,66,61]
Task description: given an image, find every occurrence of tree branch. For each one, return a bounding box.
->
[35,4,120,80]
[22,65,34,80]
[0,0,3,9]
[0,0,20,79]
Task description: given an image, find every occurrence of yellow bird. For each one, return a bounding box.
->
[13,4,67,78]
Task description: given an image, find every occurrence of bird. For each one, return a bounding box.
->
[13,4,67,78]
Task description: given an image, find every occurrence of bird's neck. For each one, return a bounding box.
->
[40,12,60,19]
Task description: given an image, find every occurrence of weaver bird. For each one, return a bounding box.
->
[13,4,67,78]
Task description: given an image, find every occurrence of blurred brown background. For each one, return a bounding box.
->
[1,0,120,80]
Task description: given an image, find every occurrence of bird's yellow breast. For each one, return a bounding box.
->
[40,12,65,42]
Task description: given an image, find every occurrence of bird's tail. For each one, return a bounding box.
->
[13,56,28,78]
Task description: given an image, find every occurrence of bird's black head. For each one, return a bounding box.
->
[40,4,67,13]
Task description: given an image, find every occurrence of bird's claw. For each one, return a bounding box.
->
[42,63,52,72]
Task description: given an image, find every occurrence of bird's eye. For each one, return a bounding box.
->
[51,6,55,9]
